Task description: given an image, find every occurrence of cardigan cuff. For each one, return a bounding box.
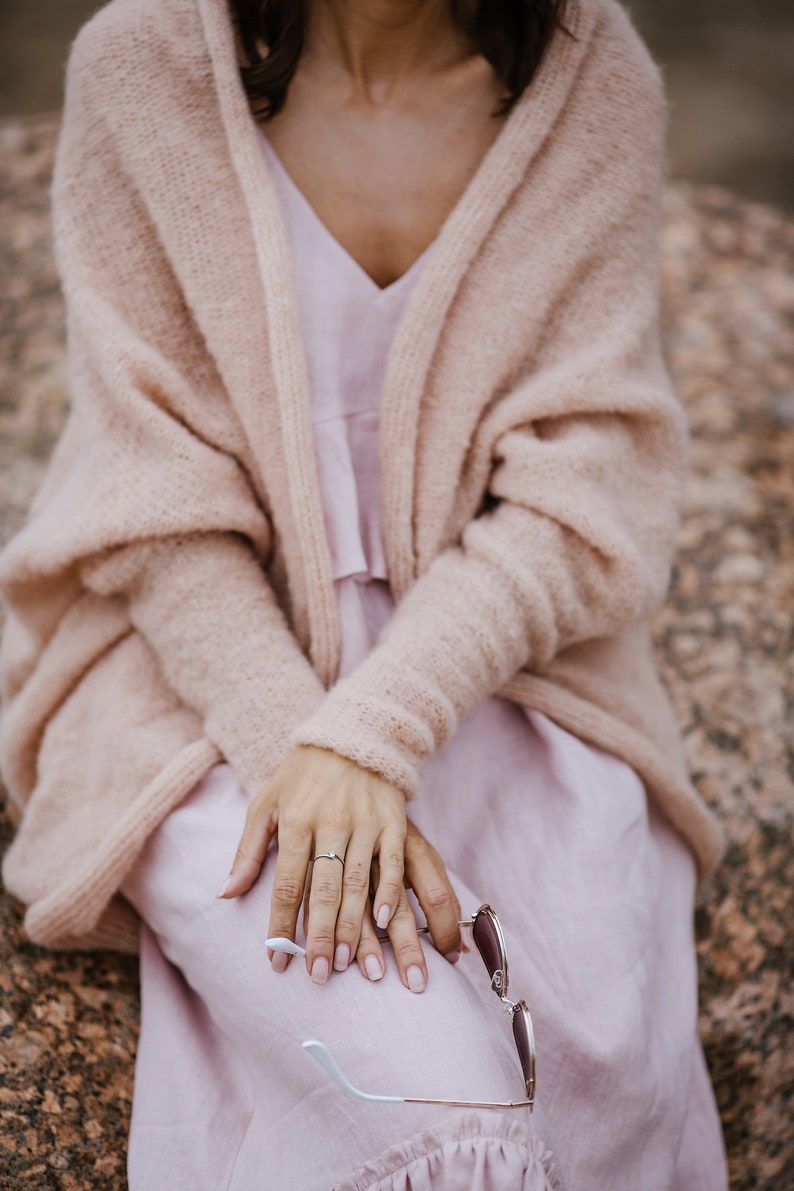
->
[290,715,421,799]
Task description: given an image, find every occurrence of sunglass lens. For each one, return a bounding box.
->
[513,1001,536,1102]
[472,907,506,997]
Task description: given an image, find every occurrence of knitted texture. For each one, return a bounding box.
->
[0,0,724,952]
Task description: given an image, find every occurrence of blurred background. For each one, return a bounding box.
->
[1,0,792,212]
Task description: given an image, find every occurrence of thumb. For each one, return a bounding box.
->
[216,795,278,899]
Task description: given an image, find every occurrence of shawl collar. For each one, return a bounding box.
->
[197,0,598,684]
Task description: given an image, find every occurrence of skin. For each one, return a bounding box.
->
[219,0,509,992]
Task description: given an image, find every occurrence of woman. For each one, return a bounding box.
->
[0,0,730,1186]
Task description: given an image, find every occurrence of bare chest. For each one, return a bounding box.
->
[260,63,507,289]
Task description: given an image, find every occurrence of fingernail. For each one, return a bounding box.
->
[406,965,426,994]
[216,876,233,898]
[444,949,461,965]
[364,954,384,982]
[376,904,391,930]
[334,943,350,972]
[271,950,289,973]
[310,956,329,985]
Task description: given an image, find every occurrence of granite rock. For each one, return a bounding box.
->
[1,115,792,1190]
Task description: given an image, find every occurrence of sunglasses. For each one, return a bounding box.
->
[268,903,536,1111]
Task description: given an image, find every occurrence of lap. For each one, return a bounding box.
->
[122,761,557,1189]
[120,702,726,1190]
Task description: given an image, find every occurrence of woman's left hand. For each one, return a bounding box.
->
[218,744,410,985]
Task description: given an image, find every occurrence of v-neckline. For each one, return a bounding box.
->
[257,128,436,299]
[198,0,594,683]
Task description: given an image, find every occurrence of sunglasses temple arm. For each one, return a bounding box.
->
[405,1096,533,1111]
[269,925,472,952]
[413,921,472,937]
[302,1042,404,1103]
[266,936,306,957]
[302,1042,533,1111]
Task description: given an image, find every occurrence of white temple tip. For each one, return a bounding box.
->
[266,936,306,956]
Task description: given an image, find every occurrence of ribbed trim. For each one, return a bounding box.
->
[199,0,339,688]
[378,0,595,602]
[23,738,220,948]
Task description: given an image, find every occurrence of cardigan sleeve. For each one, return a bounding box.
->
[79,534,326,797]
[290,56,688,797]
[12,17,327,797]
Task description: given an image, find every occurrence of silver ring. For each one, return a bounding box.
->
[312,850,344,867]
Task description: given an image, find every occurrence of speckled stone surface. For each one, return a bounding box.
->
[1,114,792,1190]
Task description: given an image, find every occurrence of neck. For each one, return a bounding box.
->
[305,0,470,101]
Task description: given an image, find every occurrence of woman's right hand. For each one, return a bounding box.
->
[352,819,465,993]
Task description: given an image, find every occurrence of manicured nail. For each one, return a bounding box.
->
[376,905,391,930]
[216,876,233,898]
[444,949,461,965]
[406,965,426,994]
[311,956,329,985]
[364,954,384,982]
[271,950,289,973]
[334,944,350,972]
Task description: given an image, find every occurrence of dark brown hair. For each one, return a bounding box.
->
[230,0,574,121]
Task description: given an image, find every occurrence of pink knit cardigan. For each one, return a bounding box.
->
[0,0,725,953]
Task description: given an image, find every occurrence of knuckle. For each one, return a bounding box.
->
[335,912,360,937]
[342,866,369,895]
[271,876,305,906]
[393,938,421,963]
[311,876,341,906]
[309,929,336,950]
[423,883,453,911]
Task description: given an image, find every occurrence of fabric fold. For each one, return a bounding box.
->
[335,1113,561,1191]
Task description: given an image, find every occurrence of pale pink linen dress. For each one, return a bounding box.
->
[119,130,729,1191]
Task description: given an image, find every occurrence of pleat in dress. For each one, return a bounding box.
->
[119,129,728,1191]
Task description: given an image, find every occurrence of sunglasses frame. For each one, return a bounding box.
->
[270,903,538,1111]
[468,904,536,1104]
[371,901,536,1109]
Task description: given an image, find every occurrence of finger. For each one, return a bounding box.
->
[356,904,386,984]
[386,884,428,994]
[333,834,377,973]
[217,796,278,899]
[301,863,312,934]
[305,843,348,985]
[267,829,313,973]
[404,823,462,962]
[371,825,406,932]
